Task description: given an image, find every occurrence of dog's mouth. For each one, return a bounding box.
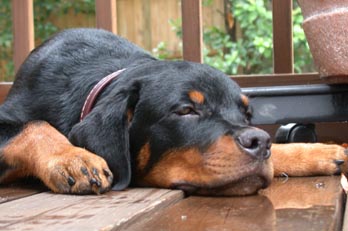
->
[172,171,272,197]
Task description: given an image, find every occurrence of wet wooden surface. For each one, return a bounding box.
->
[0,176,346,231]
[127,177,346,231]
[0,188,183,231]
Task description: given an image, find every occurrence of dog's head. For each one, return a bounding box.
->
[70,60,273,196]
[127,61,273,196]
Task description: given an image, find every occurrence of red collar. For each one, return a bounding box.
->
[80,69,126,121]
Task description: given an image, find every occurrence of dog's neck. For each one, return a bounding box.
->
[80,69,126,121]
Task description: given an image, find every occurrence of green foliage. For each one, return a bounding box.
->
[152,42,174,60]
[0,0,95,81]
[1,0,314,80]
[203,0,314,74]
[33,0,95,43]
[154,0,314,75]
[0,0,13,81]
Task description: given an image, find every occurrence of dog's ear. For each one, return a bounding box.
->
[68,81,139,190]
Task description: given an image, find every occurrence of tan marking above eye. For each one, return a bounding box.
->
[240,94,249,107]
[188,90,205,104]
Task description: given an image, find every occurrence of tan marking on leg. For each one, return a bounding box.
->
[271,143,348,176]
[1,121,113,194]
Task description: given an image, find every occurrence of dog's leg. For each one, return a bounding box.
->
[271,143,348,176]
[0,121,113,194]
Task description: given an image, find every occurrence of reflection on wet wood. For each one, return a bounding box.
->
[126,195,275,231]
[126,176,344,231]
[261,176,343,209]
[0,177,344,230]
[0,188,183,231]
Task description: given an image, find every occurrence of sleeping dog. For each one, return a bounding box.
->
[0,28,346,196]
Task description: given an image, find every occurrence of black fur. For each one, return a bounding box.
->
[0,28,251,190]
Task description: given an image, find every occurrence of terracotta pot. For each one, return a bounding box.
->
[297,0,348,77]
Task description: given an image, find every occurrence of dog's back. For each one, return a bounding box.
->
[0,28,154,134]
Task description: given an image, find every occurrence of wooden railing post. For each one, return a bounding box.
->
[95,0,117,34]
[181,0,203,63]
[272,0,294,73]
[11,0,34,73]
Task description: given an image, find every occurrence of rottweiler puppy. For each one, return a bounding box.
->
[0,28,346,196]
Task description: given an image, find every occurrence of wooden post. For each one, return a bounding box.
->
[181,0,203,63]
[11,0,34,73]
[272,0,294,73]
[95,0,117,34]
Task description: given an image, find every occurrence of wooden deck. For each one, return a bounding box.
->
[0,176,346,231]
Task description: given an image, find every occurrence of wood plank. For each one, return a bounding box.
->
[0,184,43,204]
[95,0,117,33]
[11,0,35,73]
[272,0,294,73]
[181,0,203,63]
[126,177,344,231]
[0,188,183,231]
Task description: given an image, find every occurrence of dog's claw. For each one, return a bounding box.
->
[90,178,101,187]
[68,176,76,186]
[333,159,346,175]
[335,159,345,166]
[81,167,89,176]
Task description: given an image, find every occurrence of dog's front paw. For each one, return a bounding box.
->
[37,146,113,194]
[272,143,348,176]
[338,146,348,175]
[315,144,348,175]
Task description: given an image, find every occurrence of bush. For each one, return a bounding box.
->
[0,0,95,81]
[1,0,314,81]
[154,0,314,75]
[204,0,314,74]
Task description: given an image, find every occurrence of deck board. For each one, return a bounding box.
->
[0,177,344,231]
[0,188,183,231]
[126,176,345,231]
[0,182,44,204]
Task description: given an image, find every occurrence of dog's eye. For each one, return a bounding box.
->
[175,106,198,116]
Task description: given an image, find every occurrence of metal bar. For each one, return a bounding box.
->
[242,84,348,96]
[242,84,348,125]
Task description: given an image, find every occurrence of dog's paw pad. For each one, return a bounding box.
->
[67,176,76,186]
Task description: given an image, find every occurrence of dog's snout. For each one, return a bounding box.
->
[237,128,271,160]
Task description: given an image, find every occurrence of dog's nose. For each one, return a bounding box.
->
[236,128,271,160]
